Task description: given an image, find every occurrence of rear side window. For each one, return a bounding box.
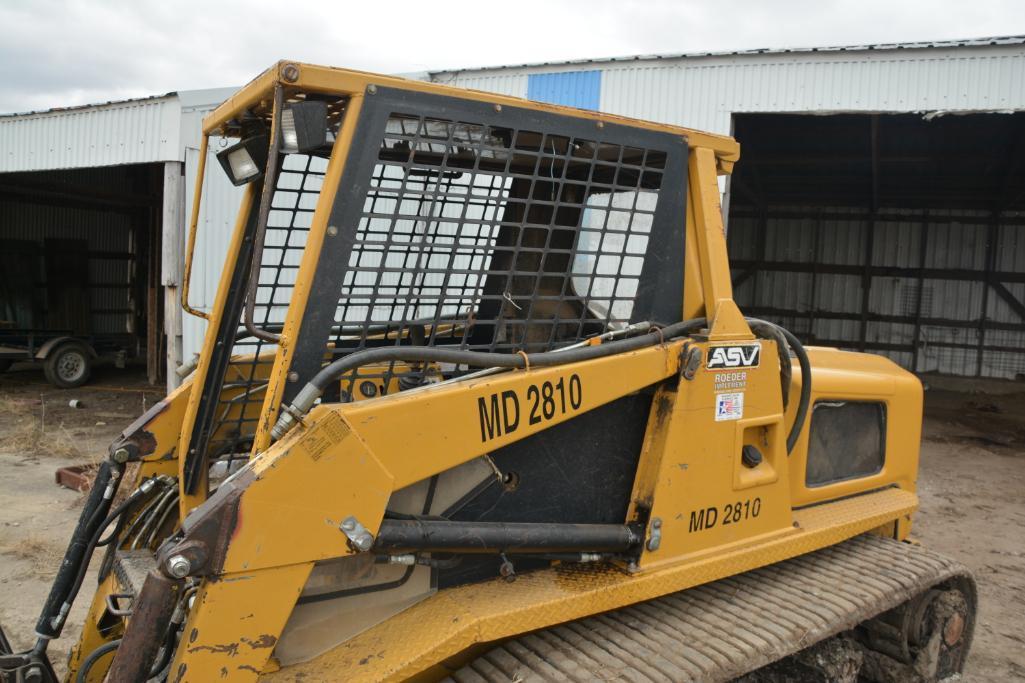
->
[806,401,886,487]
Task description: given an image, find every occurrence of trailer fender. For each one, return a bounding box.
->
[34,336,98,360]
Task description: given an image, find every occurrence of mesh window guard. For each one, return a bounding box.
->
[320,109,670,399]
[207,153,326,465]
[196,92,686,482]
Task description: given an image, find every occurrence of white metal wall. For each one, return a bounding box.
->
[180,141,245,362]
[432,42,1025,135]
[0,96,181,172]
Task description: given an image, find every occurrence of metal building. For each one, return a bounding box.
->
[2,37,1023,388]
[431,36,1025,379]
[0,88,242,388]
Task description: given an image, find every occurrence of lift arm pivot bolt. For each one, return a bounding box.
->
[340,516,375,552]
[166,555,192,579]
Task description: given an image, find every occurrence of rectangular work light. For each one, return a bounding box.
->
[216,133,269,186]
[280,100,329,154]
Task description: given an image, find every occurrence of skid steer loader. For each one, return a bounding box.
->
[0,62,976,682]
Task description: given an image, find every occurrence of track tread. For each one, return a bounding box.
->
[443,534,972,682]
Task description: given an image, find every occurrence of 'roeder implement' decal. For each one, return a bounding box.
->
[707,344,760,369]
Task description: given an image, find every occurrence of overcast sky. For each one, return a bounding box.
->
[1,0,1023,114]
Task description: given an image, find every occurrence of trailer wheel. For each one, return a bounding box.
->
[43,342,92,389]
[0,359,12,373]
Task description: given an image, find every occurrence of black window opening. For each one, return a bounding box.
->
[284,89,689,404]
[805,400,886,487]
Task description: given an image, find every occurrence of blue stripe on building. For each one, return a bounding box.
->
[526,71,602,110]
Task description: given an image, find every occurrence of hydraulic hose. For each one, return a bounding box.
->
[272,319,707,440]
[75,639,121,683]
[778,325,812,453]
[272,317,812,454]
[744,318,812,453]
[37,475,167,645]
[61,479,168,620]
[35,461,122,639]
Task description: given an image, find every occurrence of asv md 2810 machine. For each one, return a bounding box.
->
[0,62,976,682]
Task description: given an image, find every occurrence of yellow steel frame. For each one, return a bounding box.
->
[178,61,741,511]
[66,61,927,683]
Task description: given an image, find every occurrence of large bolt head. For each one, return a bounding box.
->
[354,532,374,552]
[112,447,131,463]
[167,554,191,579]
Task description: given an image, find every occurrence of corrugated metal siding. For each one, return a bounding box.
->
[430,72,528,98]
[181,140,246,360]
[0,96,181,172]
[434,44,1025,135]
[526,71,601,109]
[176,92,246,360]
[605,48,1025,132]
[730,209,1025,379]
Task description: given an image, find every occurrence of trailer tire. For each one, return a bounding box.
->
[44,342,92,389]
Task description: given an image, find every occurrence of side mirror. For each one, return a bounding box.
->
[280,100,329,154]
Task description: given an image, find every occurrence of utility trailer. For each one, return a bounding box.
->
[0,329,133,388]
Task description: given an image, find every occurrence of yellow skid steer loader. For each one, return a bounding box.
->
[0,62,975,682]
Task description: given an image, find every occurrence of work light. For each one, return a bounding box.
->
[216,134,269,186]
[279,100,329,154]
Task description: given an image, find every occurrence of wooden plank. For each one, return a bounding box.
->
[161,162,186,391]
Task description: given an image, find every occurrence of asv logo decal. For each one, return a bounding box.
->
[707,344,761,369]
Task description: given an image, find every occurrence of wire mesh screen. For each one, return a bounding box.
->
[323,111,668,398]
[208,153,326,464]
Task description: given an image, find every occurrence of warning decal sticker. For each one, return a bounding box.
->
[715,392,744,421]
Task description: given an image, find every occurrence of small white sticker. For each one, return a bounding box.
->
[715,392,744,421]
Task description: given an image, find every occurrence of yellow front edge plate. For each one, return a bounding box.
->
[266,487,916,682]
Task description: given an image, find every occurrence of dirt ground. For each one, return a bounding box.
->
[0,363,162,675]
[0,364,1022,680]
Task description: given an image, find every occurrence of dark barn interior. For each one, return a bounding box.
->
[0,164,165,382]
[727,112,1025,379]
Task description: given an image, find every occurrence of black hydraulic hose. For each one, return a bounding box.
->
[777,325,812,453]
[311,319,706,392]
[272,319,707,440]
[75,638,121,683]
[145,618,180,680]
[276,316,812,454]
[744,318,812,453]
[59,480,167,628]
[744,319,792,408]
[35,461,121,639]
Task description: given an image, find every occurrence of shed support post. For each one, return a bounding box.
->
[911,213,929,374]
[161,161,186,392]
[976,215,998,377]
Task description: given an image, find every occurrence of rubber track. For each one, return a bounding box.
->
[445,534,972,682]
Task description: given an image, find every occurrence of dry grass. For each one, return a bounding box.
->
[0,395,87,459]
[0,535,64,579]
